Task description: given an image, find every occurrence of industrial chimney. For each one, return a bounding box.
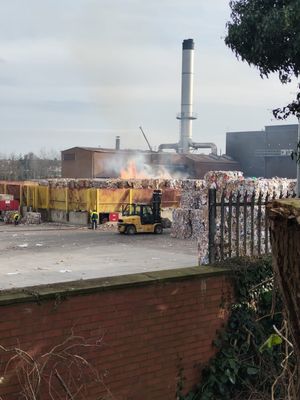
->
[158,39,217,155]
[177,39,196,153]
[115,136,120,150]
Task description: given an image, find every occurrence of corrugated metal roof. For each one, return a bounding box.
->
[62,147,151,154]
[61,147,238,164]
[185,154,237,163]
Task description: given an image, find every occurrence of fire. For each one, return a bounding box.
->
[120,160,150,179]
[119,159,173,179]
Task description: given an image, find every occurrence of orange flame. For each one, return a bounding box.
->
[120,160,150,179]
[120,159,173,179]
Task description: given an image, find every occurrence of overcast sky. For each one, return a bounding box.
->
[0,0,298,156]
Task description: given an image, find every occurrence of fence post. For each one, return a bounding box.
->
[236,192,241,257]
[250,192,255,256]
[228,192,233,258]
[243,191,248,256]
[208,188,217,264]
[220,191,225,260]
[257,192,262,255]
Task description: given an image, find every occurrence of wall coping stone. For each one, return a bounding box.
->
[0,266,232,306]
[271,198,300,216]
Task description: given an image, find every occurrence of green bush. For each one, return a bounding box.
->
[180,256,291,400]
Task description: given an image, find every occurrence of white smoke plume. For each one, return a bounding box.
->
[93,151,189,179]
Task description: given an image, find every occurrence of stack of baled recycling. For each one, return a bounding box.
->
[180,181,205,209]
[197,172,296,264]
[205,170,244,190]
[171,209,193,239]
[43,178,194,190]
[22,212,41,224]
[171,209,207,240]
[171,171,244,242]
[171,180,207,239]
[2,211,15,223]
[65,178,212,190]
[169,170,296,265]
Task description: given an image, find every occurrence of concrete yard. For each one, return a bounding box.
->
[0,223,198,290]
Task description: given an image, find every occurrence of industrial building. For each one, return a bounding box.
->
[226,124,298,178]
[61,145,239,179]
[61,146,151,179]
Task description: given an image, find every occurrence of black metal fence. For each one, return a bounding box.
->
[208,188,296,263]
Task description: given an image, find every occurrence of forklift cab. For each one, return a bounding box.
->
[121,204,154,225]
[140,205,154,225]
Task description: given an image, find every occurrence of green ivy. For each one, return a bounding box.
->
[180,256,291,400]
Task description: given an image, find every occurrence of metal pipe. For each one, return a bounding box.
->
[191,142,218,155]
[158,143,179,152]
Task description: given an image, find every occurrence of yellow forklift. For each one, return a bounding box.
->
[118,190,163,234]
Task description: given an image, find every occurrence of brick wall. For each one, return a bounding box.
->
[0,267,232,400]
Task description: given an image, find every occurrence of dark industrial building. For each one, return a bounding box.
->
[226,124,298,178]
[61,146,239,179]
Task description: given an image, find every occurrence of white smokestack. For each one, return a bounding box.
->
[177,39,197,153]
[158,39,217,156]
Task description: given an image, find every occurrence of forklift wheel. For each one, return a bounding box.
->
[154,224,163,234]
[126,225,136,235]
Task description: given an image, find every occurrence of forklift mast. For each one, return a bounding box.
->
[152,190,162,223]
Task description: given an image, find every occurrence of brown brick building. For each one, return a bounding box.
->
[61,147,239,179]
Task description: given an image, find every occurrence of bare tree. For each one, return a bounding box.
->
[0,150,61,180]
[0,331,114,400]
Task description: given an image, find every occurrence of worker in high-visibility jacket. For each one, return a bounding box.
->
[90,210,98,230]
[13,212,20,226]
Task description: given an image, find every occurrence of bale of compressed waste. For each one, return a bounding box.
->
[22,212,41,224]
